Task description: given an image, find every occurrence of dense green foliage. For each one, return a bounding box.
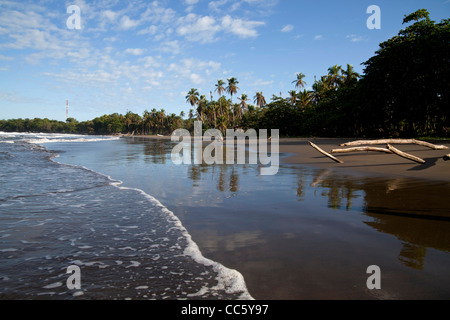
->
[359,10,449,137]
[1,10,448,138]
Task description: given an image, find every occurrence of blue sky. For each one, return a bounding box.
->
[0,0,449,122]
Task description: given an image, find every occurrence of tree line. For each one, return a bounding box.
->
[0,111,186,136]
[1,10,448,138]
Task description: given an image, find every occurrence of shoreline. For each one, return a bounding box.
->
[122,135,450,182]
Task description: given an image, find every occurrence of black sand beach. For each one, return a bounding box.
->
[2,134,449,300]
[279,138,450,182]
[114,136,450,299]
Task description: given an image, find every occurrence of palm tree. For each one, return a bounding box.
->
[197,95,207,122]
[153,110,160,133]
[186,88,200,123]
[124,111,133,132]
[288,90,298,105]
[215,80,225,98]
[215,80,225,123]
[342,64,360,87]
[327,65,343,88]
[186,88,199,107]
[298,90,313,109]
[254,92,266,108]
[312,77,330,103]
[203,104,214,127]
[216,114,228,135]
[271,94,283,102]
[238,94,249,115]
[226,77,239,104]
[226,78,239,126]
[150,108,158,133]
[218,96,229,120]
[143,110,151,135]
[159,109,166,133]
[168,113,178,131]
[124,111,141,134]
[232,103,241,126]
[212,103,217,127]
[292,73,307,90]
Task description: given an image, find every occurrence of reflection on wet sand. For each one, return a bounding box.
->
[121,137,450,298]
[302,169,450,270]
[128,137,450,271]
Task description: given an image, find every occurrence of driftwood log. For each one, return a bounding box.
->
[331,147,393,154]
[340,139,448,150]
[309,141,344,164]
[387,144,426,164]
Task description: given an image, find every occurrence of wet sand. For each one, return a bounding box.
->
[59,135,450,300]
[279,138,450,182]
[156,136,450,299]
[137,135,450,181]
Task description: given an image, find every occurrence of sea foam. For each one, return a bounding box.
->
[0,132,254,300]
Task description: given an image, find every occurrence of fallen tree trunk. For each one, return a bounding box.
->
[444,154,450,161]
[331,146,393,154]
[309,141,344,164]
[387,144,426,164]
[340,139,448,150]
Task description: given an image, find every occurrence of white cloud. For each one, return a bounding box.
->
[314,34,323,40]
[167,58,222,87]
[124,48,144,56]
[209,0,230,12]
[242,0,269,3]
[121,85,133,95]
[102,10,118,22]
[138,56,161,69]
[0,54,14,61]
[281,24,294,32]
[0,9,48,32]
[120,16,140,30]
[176,13,265,42]
[0,3,92,65]
[0,90,44,104]
[346,34,367,42]
[221,15,265,38]
[43,69,120,87]
[138,25,158,36]
[251,79,274,87]
[210,0,277,13]
[190,73,203,84]
[177,14,222,43]
[140,3,176,25]
[158,40,181,55]
[103,36,118,42]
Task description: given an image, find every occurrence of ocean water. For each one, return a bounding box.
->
[0,132,252,299]
[1,132,450,300]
